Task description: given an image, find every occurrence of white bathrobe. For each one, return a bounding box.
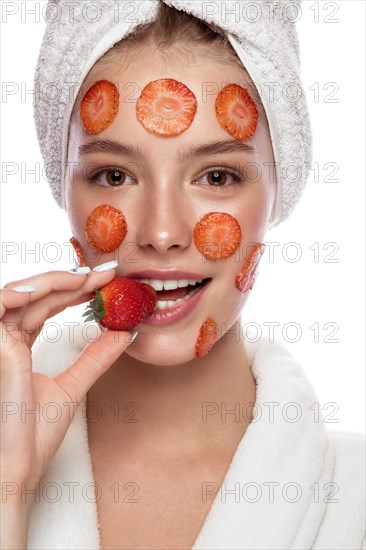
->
[27,328,365,549]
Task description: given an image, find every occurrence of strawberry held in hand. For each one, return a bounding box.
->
[84,277,157,331]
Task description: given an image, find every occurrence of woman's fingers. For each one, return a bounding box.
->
[25,293,95,349]
[1,268,116,334]
[14,269,116,337]
[53,330,136,407]
[3,270,93,303]
[1,272,89,325]
[0,266,130,499]
[0,288,34,318]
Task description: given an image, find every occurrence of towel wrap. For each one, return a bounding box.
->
[34,0,312,226]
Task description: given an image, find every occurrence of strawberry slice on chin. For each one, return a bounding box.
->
[195,317,219,358]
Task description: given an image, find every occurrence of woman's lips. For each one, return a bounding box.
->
[142,279,212,326]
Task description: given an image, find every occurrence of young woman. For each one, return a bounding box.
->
[1,1,364,549]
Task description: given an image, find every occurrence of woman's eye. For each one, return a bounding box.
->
[196,170,242,188]
[91,169,135,187]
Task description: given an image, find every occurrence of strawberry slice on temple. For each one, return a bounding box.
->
[215,83,258,141]
[136,78,198,137]
[80,79,119,135]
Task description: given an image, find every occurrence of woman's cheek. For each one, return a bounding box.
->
[235,242,266,294]
[85,204,128,253]
[70,236,87,267]
[70,203,128,267]
[195,318,219,358]
[192,212,266,358]
[192,211,242,358]
[193,211,242,261]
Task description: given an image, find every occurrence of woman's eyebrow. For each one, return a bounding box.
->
[78,140,144,159]
[78,139,255,160]
[179,140,255,160]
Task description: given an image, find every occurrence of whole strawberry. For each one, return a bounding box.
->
[83,277,157,331]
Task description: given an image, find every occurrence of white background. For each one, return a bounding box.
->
[1,1,365,432]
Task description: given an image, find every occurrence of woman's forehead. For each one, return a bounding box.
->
[66,42,271,169]
[76,43,264,116]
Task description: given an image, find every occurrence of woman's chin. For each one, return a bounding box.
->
[124,331,197,367]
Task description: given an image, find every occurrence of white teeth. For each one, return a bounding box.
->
[150,279,164,291]
[164,280,179,291]
[154,286,203,310]
[155,299,182,310]
[135,277,203,291]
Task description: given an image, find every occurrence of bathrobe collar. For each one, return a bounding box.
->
[28,336,334,549]
[192,338,334,549]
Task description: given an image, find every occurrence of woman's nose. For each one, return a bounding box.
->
[134,183,192,254]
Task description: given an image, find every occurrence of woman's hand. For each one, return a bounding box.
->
[0,268,135,511]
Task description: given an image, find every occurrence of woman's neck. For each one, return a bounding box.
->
[86,328,256,460]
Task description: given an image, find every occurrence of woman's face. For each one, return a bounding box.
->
[65,45,276,366]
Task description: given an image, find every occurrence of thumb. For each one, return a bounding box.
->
[53,329,137,405]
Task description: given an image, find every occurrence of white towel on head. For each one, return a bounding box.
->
[34,0,312,226]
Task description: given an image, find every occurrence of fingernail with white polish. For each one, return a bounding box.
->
[69,266,91,275]
[12,286,36,293]
[130,329,139,343]
[93,261,118,273]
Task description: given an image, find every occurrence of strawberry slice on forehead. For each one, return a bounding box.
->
[215,83,258,142]
[136,78,198,137]
[80,79,119,135]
